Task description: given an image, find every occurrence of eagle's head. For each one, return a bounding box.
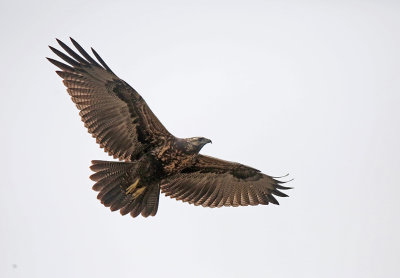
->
[180,137,212,154]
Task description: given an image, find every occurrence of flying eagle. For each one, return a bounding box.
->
[47,38,291,218]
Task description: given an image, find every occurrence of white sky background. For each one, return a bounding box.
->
[1,0,399,277]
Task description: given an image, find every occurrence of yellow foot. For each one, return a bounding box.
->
[126,178,140,194]
[133,187,146,198]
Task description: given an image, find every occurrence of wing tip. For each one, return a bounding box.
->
[69,37,77,44]
[272,173,294,189]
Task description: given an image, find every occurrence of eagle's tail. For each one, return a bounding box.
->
[89,160,160,218]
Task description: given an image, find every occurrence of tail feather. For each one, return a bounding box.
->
[90,160,160,218]
[141,183,160,217]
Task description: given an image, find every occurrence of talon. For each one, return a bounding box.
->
[126,178,140,194]
[133,187,146,198]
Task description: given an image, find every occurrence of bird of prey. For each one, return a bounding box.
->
[47,38,291,218]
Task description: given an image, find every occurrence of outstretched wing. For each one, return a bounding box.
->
[161,155,291,207]
[48,38,171,161]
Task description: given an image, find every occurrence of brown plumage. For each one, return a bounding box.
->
[48,38,291,218]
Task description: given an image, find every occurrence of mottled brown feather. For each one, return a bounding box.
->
[48,38,171,161]
[90,160,160,217]
[161,155,290,207]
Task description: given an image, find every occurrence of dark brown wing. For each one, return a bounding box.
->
[48,38,171,161]
[161,155,291,207]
